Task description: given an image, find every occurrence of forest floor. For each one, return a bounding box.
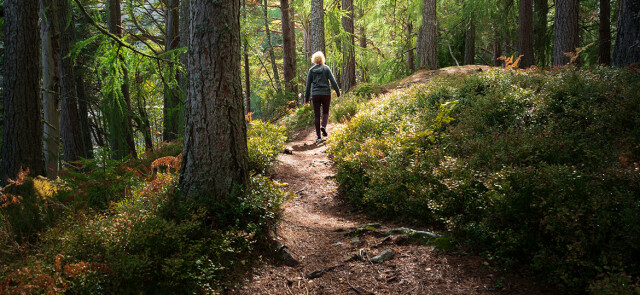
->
[232,66,555,295]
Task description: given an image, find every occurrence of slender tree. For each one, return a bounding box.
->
[533,0,548,66]
[342,0,356,92]
[407,19,415,72]
[552,0,579,66]
[310,0,326,54]
[612,0,640,66]
[164,0,181,142]
[519,0,534,67]
[417,0,437,69]
[281,0,298,96]
[243,0,252,112]
[72,13,93,159]
[464,19,475,65]
[41,0,61,178]
[1,0,46,183]
[598,0,611,65]
[263,0,282,91]
[179,0,249,198]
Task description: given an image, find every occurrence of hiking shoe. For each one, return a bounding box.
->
[315,138,324,144]
[320,126,328,137]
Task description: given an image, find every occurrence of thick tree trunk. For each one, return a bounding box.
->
[58,0,86,162]
[310,0,325,54]
[263,0,281,91]
[533,0,548,66]
[417,0,437,69]
[407,20,415,72]
[1,0,46,183]
[164,0,181,142]
[598,0,611,65]
[464,19,475,65]
[342,0,356,93]
[518,0,534,68]
[552,0,579,66]
[281,0,298,96]
[612,0,640,66]
[72,13,93,158]
[180,0,249,199]
[41,0,60,178]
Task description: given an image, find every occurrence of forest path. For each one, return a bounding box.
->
[232,122,552,294]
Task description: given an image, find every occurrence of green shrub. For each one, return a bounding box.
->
[328,66,640,293]
[248,120,287,174]
[279,104,314,131]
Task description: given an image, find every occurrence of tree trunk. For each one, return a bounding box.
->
[493,37,504,66]
[598,0,611,65]
[58,0,86,162]
[1,0,46,183]
[464,19,475,65]
[180,0,249,199]
[164,0,181,142]
[244,41,252,113]
[518,0,534,67]
[533,0,548,66]
[407,20,415,72]
[263,0,281,91]
[417,0,437,69]
[179,0,189,113]
[310,0,325,54]
[612,0,640,66]
[552,0,579,66]
[281,0,298,96]
[342,0,356,93]
[41,0,60,178]
[359,22,368,82]
[72,13,93,159]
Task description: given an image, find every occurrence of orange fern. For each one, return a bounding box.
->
[150,153,182,174]
[498,55,523,70]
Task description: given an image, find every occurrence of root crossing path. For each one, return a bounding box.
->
[232,126,553,295]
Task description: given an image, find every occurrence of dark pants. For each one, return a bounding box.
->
[312,95,331,138]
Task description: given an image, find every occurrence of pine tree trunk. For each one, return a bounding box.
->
[342,0,356,93]
[41,0,60,178]
[493,37,503,66]
[281,0,298,96]
[417,0,437,69]
[598,0,611,65]
[179,0,189,116]
[533,0,548,66]
[310,0,325,54]
[359,22,368,82]
[612,0,640,66]
[72,13,93,159]
[263,0,281,91]
[180,0,249,199]
[553,0,579,66]
[464,19,475,65]
[519,0,534,68]
[407,20,415,72]
[164,0,181,142]
[1,0,46,183]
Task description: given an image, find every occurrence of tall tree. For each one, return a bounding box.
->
[598,0,611,65]
[552,0,579,66]
[612,0,640,66]
[1,0,46,183]
[310,0,325,54]
[464,19,475,65]
[342,0,356,92]
[179,0,249,198]
[533,0,548,66]
[519,0,534,67]
[72,13,94,159]
[58,0,86,161]
[263,0,282,91]
[417,0,437,69]
[407,19,415,72]
[179,0,189,98]
[281,0,298,96]
[164,0,181,142]
[41,0,61,178]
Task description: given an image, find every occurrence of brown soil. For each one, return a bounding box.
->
[383,65,493,91]
[232,122,556,294]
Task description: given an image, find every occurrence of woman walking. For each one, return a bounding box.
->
[305,51,341,143]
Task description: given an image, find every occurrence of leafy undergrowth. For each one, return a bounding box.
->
[328,66,640,294]
[0,121,289,294]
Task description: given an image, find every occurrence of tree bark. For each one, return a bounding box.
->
[164,0,181,142]
[464,19,475,65]
[1,0,46,183]
[180,0,249,199]
[407,20,415,72]
[342,0,356,93]
[612,0,640,66]
[359,21,368,82]
[41,0,60,178]
[72,13,93,159]
[179,0,189,109]
[552,0,579,66]
[263,0,282,92]
[281,0,298,96]
[417,0,437,69]
[598,0,611,65]
[533,0,548,66]
[518,0,534,68]
[310,0,325,54]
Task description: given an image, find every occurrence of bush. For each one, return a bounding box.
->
[247,120,287,174]
[279,104,314,131]
[328,67,640,293]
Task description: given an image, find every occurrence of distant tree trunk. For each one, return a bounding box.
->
[342,0,356,93]
[598,0,611,65]
[180,0,249,198]
[72,14,93,158]
[243,0,252,111]
[310,0,325,54]
[1,0,46,183]
[263,0,281,91]
[612,0,640,66]
[493,37,504,66]
[407,20,415,72]
[464,19,475,65]
[417,0,437,69]
[164,0,181,142]
[518,0,534,67]
[553,0,579,66]
[359,23,368,82]
[281,0,298,96]
[41,0,60,178]
[533,0,548,66]
[179,0,189,112]
[58,0,86,162]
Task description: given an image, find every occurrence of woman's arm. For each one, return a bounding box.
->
[305,69,313,103]
[327,67,341,97]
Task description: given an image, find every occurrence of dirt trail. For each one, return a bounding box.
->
[232,123,554,295]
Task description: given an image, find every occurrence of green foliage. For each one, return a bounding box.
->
[254,88,296,121]
[279,104,315,131]
[247,120,288,174]
[328,67,640,293]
